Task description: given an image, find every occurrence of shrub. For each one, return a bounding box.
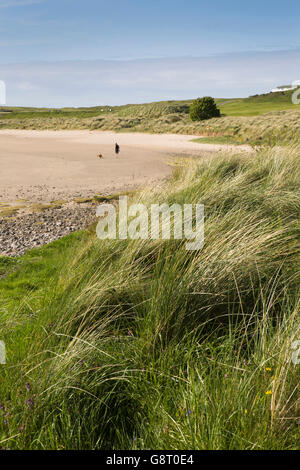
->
[189,96,221,121]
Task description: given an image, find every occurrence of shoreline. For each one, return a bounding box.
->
[0,129,250,206]
[0,129,250,256]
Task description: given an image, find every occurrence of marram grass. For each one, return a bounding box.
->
[0,145,300,449]
[1,94,300,146]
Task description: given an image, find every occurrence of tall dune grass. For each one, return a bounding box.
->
[1,100,300,146]
[0,145,300,449]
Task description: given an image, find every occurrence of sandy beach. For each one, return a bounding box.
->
[0,129,248,204]
[0,129,251,255]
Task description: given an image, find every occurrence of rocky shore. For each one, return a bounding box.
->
[0,203,98,257]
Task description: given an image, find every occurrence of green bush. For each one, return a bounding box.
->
[189,96,221,121]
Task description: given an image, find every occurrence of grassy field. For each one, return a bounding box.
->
[217,90,299,116]
[1,90,300,146]
[1,144,300,449]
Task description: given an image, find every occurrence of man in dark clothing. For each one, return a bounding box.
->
[115,143,120,155]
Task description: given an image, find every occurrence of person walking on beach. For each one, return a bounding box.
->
[115,143,120,155]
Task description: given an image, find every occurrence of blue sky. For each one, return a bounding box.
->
[1,0,300,106]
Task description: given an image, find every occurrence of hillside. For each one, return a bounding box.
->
[0,90,299,146]
[219,89,299,116]
[0,89,298,119]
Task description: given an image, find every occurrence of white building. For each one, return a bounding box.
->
[271,85,297,93]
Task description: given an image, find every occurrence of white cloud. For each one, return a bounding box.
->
[1,50,300,107]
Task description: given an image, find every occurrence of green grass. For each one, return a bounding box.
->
[0,105,114,120]
[1,90,300,146]
[218,90,298,116]
[1,144,300,449]
[191,136,245,146]
[0,91,296,121]
[0,230,90,303]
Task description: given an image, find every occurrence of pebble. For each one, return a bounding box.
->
[0,205,98,257]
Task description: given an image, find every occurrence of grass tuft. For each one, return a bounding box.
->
[0,145,300,449]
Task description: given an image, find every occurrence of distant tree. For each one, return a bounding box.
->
[189,96,221,121]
